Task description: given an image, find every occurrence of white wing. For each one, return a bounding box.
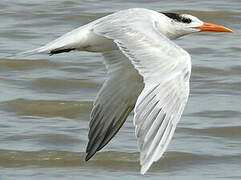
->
[86,50,144,160]
[92,11,191,174]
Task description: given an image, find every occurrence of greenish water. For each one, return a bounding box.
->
[0,1,241,179]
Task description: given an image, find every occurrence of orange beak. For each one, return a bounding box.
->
[195,22,233,33]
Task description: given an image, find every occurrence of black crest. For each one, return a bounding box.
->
[163,13,192,24]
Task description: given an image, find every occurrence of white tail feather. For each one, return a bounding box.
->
[17,46,50,57]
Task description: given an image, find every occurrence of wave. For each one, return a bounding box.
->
[187,110,241,119]
[0,59,60,70]
[192,66,227,75]
[31,78,99,89]
[0,150,240,172]
[180,126,241,137]
[3,98,93,119]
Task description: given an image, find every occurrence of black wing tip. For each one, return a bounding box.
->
[85,107,133,162]
[49,48,75,55]
[85,141,99,161]
[85,151,96,161]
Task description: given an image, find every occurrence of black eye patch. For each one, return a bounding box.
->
[163,13,192,24]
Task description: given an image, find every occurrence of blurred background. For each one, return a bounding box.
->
[0,1,240,179]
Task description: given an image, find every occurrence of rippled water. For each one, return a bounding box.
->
[0,1,241,180]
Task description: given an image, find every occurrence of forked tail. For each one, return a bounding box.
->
[17,46,50,56]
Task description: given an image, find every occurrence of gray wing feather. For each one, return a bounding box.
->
[85,50,144,160]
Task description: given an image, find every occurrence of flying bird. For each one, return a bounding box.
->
[20,8,233,174]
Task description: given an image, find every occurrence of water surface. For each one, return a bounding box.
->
[0,1,241,180]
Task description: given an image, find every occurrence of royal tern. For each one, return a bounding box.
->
[20,8,233,174]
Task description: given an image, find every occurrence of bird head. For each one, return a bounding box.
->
[161,12,233,39]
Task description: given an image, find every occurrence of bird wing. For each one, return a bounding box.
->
[17,8,161,56]
[86,50,144,160]
[92,14,191,174]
